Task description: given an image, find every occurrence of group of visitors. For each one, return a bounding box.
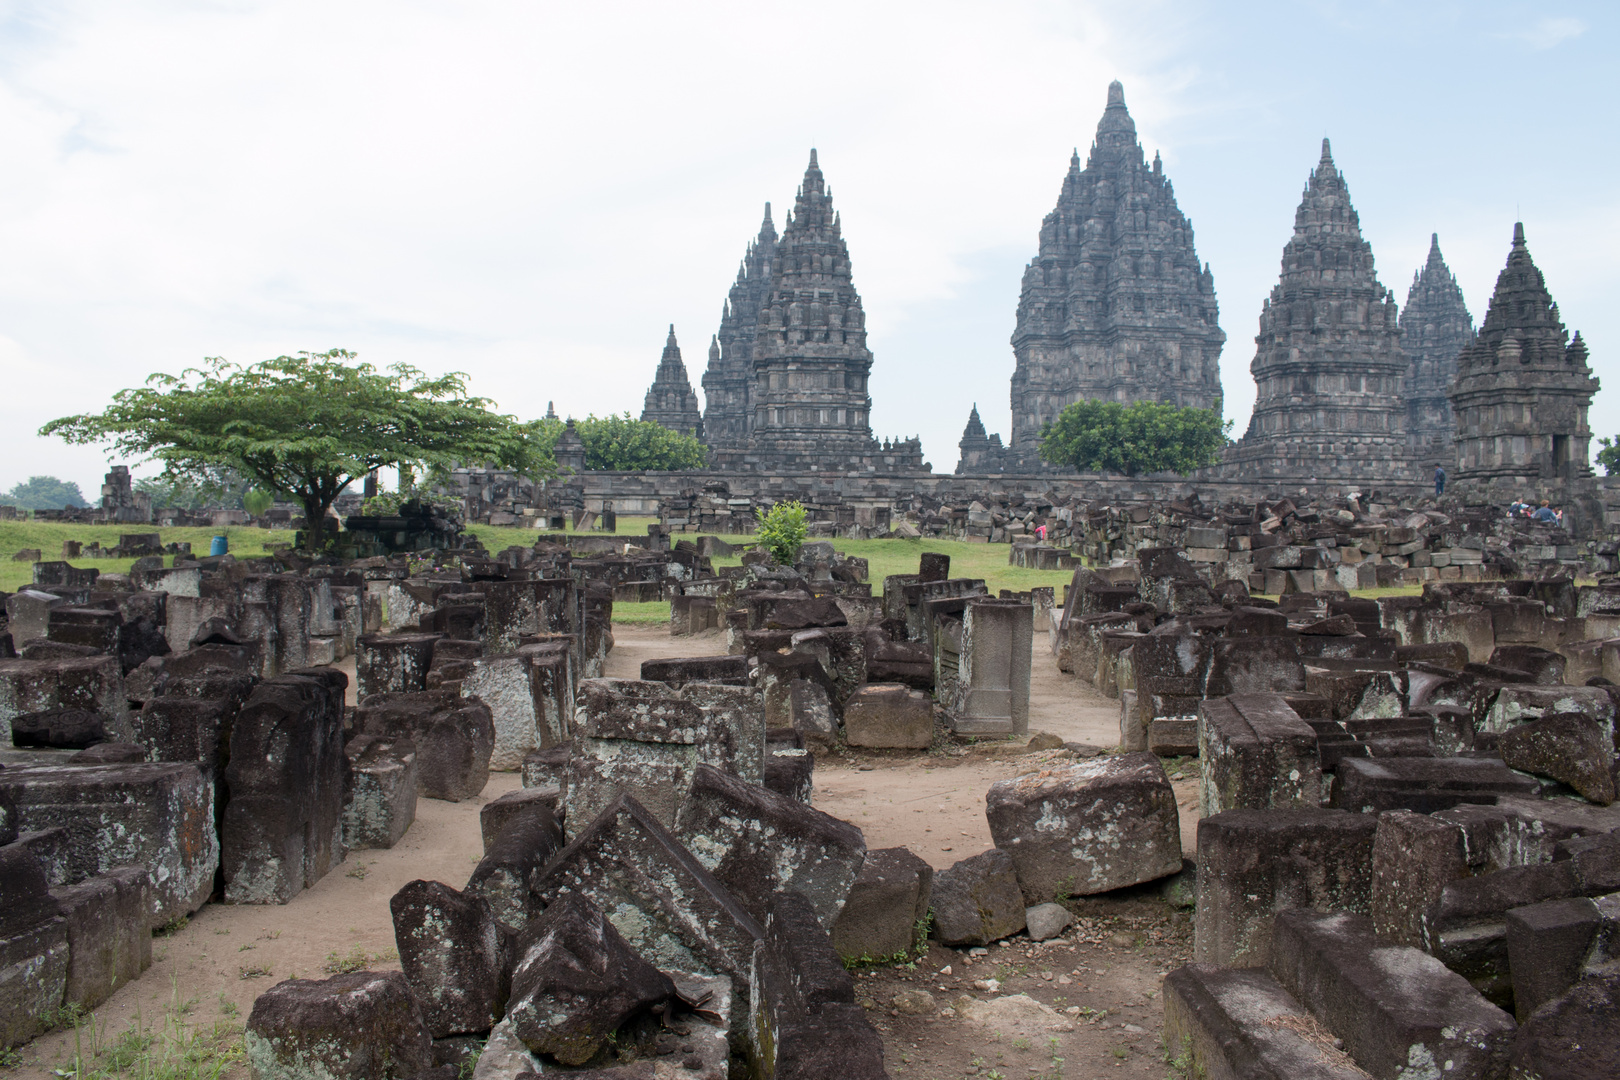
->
[1509,497,1564,525]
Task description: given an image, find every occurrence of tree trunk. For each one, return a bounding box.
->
[302,494,328,553]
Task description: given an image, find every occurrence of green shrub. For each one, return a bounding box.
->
[755,501,807,566]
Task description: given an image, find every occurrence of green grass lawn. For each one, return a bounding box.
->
[0,520,287,592]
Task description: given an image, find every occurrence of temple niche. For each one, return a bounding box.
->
[1400,234,1474,464]
[1449,223,1598,487]
[1008,81,1225,469]
[639,325,703,438]
[1223,139,1412,484]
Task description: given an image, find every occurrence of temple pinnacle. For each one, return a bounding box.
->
[1107,80,1124,106]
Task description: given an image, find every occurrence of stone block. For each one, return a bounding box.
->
[1370,809,1470,948]
[50,866,151,1011]
[1304,665,1407,721]
[789,626,866,705]
[1488,643,1564,684]
[343,736,418,851]
[521,644,573,750]
[1498,713,1615,804]
[930,848,1026,946]
[1266,908,1514,1080]
[1204,636,1304,697]
[244,970,433,1080]
[355,690,495,803]
[674,763,865,929]
[1425,860,1585,1004]
[1197,693,1322,817]
[829,846,931,963]
[843,683,933,748]
[639,654,749,687]
[459,655,539,771]
[390,879,506,1038]
[223,673,348,904]
[467,802,563,934]
[1148,717,1198,756]
[1507,967,1620,1080]
[1485,684,1614,742]
[986,753,1181,903]
[765,743,814,804]
[478,786,560,854]
[1505,895,1605,1023]
[947,599,1032,736]
[1193,808,1377,968]
[0,843,69,1049]
[0,763,215,926]
[505,891,676,1065]
[1161,964,1372,1080]
[0,655,128,748]
[1331,756,1539,814]
[356,632,441,699]
[531,795,764,988]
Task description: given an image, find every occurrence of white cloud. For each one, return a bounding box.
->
[1504,16,1586,50]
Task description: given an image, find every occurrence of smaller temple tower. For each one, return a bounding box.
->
[640,325,704,438]
[1400,234,1473,463]
[955,405,1007,474]
[1450,223,1598,486]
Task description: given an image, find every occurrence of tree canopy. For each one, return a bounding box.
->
[529,413,707,471]
[5,476,90,510]
[1597,437,1620,476]
[1038,398,1231,477]
[42,350,547,550]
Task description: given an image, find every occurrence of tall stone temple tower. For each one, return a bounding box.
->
[701,204,777,447]
[1225,140,1410,484]
[1400,234,1473,464]
[1008,80,1225,467]
[738,150,883,470]
[639,325,703,438]
[1450,223,1598,486]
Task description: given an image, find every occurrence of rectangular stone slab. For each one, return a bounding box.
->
[0,763,215,926]
[1198,693,1322,817]
[1162,964,1373,1080]
[1331,756,1539,814]
[1267,908,1515,1080]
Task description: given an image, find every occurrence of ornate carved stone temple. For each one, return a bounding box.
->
[1006,80,1225,469]
[1222,139,1412,485]
[701,204,777,449]
[704,151,925,473]
[639,325,703,438]
[1400,234,1473,464]
[1449,223,1598,487]
[955,404,1006,474]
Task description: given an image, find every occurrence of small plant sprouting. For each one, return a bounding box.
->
[154,915,189,937]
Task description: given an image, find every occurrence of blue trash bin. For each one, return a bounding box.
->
[209,535,228,557]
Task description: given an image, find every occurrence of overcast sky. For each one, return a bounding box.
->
[0,0,1614,496]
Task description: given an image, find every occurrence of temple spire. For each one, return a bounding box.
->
[640,325,703,438]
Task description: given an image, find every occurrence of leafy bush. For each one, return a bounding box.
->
[1038,399,1231,476]
[242,489,275,516]
[755,500,807,566]
[5,475,90,510]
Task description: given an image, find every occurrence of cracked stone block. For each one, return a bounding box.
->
[355,691,495,803]
[830,847,932,963]
[343,736,418,851]
[987,752,1181,903]
[843,683,933,749]
[50,865,151,1011]
[0,843,68,1049]
[1498,713,1616,805]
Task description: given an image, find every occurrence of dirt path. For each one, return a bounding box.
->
[12,622,1198,1079]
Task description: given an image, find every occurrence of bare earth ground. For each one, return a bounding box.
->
[12,624,1199,1080]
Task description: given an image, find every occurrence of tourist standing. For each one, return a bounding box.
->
[1434,464,1446,496]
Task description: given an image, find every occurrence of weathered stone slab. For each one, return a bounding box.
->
[1198,693,1322,817]
[343,736,418,851]
[930,847,1026,946]
[1162,964,1372,1080]
[223,673,348,904]
[355,691,495,802]
[1370,809,1470,948]
[1505,895,1606,1023]
[843,683,933,748]
[0,655,129,747]
[356,632,441,699]
[830,847,932,964]
[1498,713,1615,804]
[467,800,563,934]
[0,843,69,1049]
[244,970,433,1080]
[674,764,864,929]
[1331,756,1539,814]
[389,879,506,1038]
[0,762,216,925]
[1507,966,1620,1080]
[1194,808,1377,968]
[505,891,676,1065]
[460,654,539,771]
[531,795,764,989]
[1485,684,1615,742]
[50,865,151,1010]
[987,753,1180,903]
[946,599,1032,736]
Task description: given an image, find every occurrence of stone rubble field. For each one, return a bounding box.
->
[1,506,1618,1079]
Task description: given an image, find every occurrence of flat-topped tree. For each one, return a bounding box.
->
[42,350,547,552]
